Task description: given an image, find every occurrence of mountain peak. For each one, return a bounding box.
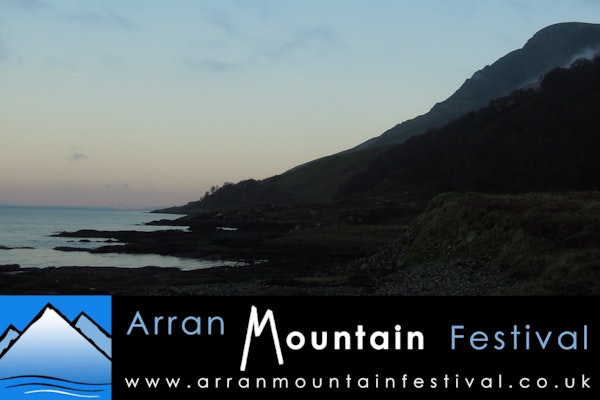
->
[526,21,600,45]
[0,303,111,383]
[0,325,20,358]
[352,22,600,151]
[167,21,600,212]
[73,311,112,359]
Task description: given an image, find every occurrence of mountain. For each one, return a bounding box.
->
[0,304,111,383]
[352,21,600,151]
[337,53,600,198]
[74,312,112,359]
[0,325,19,358]
[162,22,600,213]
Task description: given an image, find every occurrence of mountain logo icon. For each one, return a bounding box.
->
[0,295,111,399]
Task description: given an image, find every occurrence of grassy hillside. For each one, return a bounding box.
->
[166,147,382,212]
[399,191,600,295]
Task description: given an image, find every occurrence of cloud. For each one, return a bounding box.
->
[0,0,49,65]
[233,0,272,16]
[185,25,336,73]
[182,1,338,74]
[104,182,130,189]
[256,26,337,62]
[211,14,237,36]
[0,0,47,13]
[287,26,335,51]
[1,50,24,68]
[66,6,135,30]
[185,56,242,72]
[70,152,88,161]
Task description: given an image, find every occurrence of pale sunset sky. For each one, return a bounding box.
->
[1,0,599,209]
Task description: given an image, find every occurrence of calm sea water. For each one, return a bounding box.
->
[0,206,242,271]
[0,376,111,400]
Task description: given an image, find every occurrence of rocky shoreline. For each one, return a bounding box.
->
[0,223,515,297]
[0,256,514,296]
[3,192,595,296]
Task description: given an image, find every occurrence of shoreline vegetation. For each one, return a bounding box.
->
[1,191,598,296]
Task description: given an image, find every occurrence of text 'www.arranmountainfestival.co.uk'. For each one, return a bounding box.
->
[123,373,592,392]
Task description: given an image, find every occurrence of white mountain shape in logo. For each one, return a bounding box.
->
[0,303,111,383]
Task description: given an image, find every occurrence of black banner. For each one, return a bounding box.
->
[112,296,595,398]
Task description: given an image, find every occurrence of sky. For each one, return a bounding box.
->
[1,1,599,209]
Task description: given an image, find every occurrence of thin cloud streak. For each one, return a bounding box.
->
[184,57,242,72]
[257,26,337,61]
[65,6,135,30]
[184,25,337,73]
[0,0,47,13]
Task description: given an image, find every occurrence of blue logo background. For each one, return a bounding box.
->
[0,295,112,400]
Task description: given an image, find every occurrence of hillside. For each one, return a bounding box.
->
[338,53,600,199]
[142,32,600,296]
[162,22,600,213]
[123,50,600,297]
[350,191,600,295]
[353,21,600,150]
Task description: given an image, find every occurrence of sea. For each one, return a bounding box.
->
[0,206,243,271]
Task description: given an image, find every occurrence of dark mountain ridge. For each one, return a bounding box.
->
[352,21,600,151]
[338,54,600,199]
[162,22,600,213]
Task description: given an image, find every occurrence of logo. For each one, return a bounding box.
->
[0,295,111,399]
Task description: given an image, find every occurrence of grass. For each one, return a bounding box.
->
[404,191,600,295]
[270,147,383,202]
[268,224,409,255]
